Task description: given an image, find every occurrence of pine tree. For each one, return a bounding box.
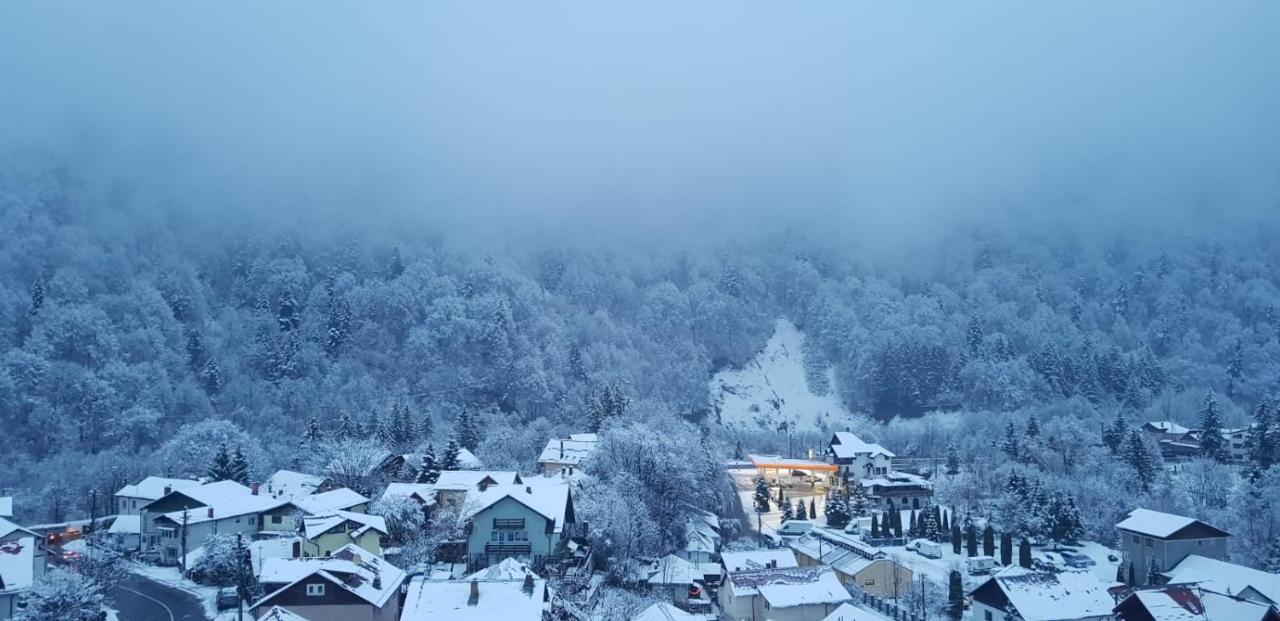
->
[277,290,300,332]
[848,482,869,519]
[1122,429,1157,491]
[335,412,356,440]
[1018,538,1032,568]
[1227,339,1245,396]
[303,417,323,444]
[441,437,461,471]
[951,516,962,554]
[871,513,880,538]
[456,409,481,451]
[966,523,978,557]
[967,317,984,356]
[1263,537,1280,573]
[893,508,904,538]
[941,509,950,534]
[375,412,397,448]
[796,499,807,520]
[394,403,418,450]
[1199,390,1226,461]
[983,524,995,557]
[207,444,232,481]
[945,442,960,475]
[999,421,1020,461]
[824,487,849,527]
[947,570,965,621]
[1000,531,1013,566]
[1025,414,1040,438]
[919,505,941,541]
[753,477,771,515]
[782,493,795,521]
[1103,410,1127,454]
[909,509,919,537]
[416,445,440,483]
[809,498,816,519]
[200,358,224,395]
[229,445,250,485]
[1250,401,1275,468]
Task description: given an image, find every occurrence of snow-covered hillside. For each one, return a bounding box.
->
[710,319,861,433]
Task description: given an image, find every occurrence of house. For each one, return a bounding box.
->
[827,432,894,480]
[643,554,721,603]
[264,470,329,499]
[251,544,404,621]
[110,476,202,551]
[379,483,437,509]
[400,574,548,621]
[143,480,282,565]
[1139,422,1191,444]
[1112,585,1280,621]
[1161,555,1280,606]
[1223,427,1251,463]
[460,482,575,570]
[968,567,1117,621]
[790,527,912,599]
[258,488,370,537]
[258,607,312,621]
[0,536,43,621]
[634,602,710,621]
[1115,509,1230,586]
[679,511,721,564]
[859,472,934,510]
[299,511,386,557]
[822,603,890,621]
[435,471,524,507]
[718,562,851,621]
[537,433,600,477]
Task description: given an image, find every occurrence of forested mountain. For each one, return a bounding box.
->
[3,168,1278,531]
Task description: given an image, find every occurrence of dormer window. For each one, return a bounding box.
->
[306,583,325,596]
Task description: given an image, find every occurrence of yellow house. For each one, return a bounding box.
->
[790,527,913,599]
[299,511,386,558]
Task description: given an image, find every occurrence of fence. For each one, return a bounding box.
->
[850,586,930,621]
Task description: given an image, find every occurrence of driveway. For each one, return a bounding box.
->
[109,573,208,621]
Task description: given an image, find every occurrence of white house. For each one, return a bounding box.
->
[968,567,1116,621]
[827,432,893,480]
[1162,554,1280,606]
[400,574,548,621]
[110,476,202,551]
[0,535,44,621]
[143,480,283,565]
[263,470,328,499]
[680,511,721,564]
[537,433,600,477]
[718,563,851,621]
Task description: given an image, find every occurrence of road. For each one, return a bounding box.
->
[109,574,208,621]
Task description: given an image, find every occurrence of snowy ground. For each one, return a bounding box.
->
[731,467,827,538]
[711,318,862,433]
[128,562,227,620]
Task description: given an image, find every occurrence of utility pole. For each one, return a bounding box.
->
[180,509,189,576]
[236,533,245,621]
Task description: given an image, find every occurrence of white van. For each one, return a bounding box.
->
[908,539,943,559]
[966,555,998,575]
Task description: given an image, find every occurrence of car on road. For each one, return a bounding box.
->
[216,587,240,610]
[1060,551,1095,568]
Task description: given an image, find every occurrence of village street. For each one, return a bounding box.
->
[108,573,208,621]
[729,465,827,542]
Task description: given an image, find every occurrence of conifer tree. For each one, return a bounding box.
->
[753,477,771,515]
[945,442,960,475]
[441,437,461,471]
[1103,410,1127,453]
[893,508,904,538]
[303,417,323,444]
[1250,401,1275,468]
[1198,390,1226,461]
[1000,531,1012,566]
[947,570,965,621]
[415,445,440,484]
[1025,414,1040,438]
[229,445,250,485]
[1263,537,1280,573]
[848,482,869,519]
[782,492,795,521]
[207,444,232,482]
[983,524,995,557]
[909,509,919,537]
[1018,538,1032,568]
[796,499,807,520]
[999,421,1020,461]
[1122,429,1157,491]
[809,498,816,519]
[418,411,433,444]
[941,509,950,534]
[335,412,356,440]
[824,487,849,527]
[919,504,941,541]
[966,523,978,557]
[455,409,481,451]
[951,516,962,554]
[871,513,880,538]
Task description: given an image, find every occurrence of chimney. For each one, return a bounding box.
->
[525,486,532,494]
[163,485,172,496]
[522,573,535,596]
[468,580,479,606]
[207,507,214,518]
[251,482,260,496]
[559,440,564,460]
[372,576,382,590]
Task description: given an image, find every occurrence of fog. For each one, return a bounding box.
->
[2,1,1278,248]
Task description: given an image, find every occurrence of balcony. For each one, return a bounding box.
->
[486,542,532,556]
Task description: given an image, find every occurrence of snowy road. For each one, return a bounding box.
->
[109,574,208,621]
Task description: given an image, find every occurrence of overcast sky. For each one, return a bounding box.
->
[2,1,1278,248]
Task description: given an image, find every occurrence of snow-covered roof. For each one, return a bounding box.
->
[0,497,11,519]
[568,433,598,442]
[1115,508,1229,539]
[749,454,838,472]
[830,432,895,459]
[258,607,311,621]
[108,514,141,535]
[633,603,705,621]
[790,528,885,577]
[292,488,368,515]
[401,576,547,621]
[264,470,325,499]
[251,545,404,609]
[302,510,387,541]
[435,470,522,491]
[0,537,35,592]
[154,481,285,525]
[114,476,202,500]
[728,565,850,607]
[645,555,720,586]
[461,483,571,532]
[1123,586,1278,621]
[973,568,1116,621]
[466,558,538,582]
[1143,421,1191,435]
[537,436,599,467]
[1164,555,1280,605]
[860,471,932,490]
[0,517,38,541]
[381,483,437,506]
[458,447,482,469]
[822,603,886,621]
[721,549,799,573]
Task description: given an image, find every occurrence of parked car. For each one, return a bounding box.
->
[965,556,998,575]
[1060,551,1095,568]
[908,539,943,559]
[777,520,815,540]
[216,588,240,610]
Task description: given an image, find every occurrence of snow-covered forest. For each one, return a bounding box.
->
[4,166,1280,570]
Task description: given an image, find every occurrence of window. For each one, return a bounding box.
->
[984,611,993,621]
[249,517,256,525]
[272,516,283,525]
[305,584,325,597]
[863,579,875,586]
[1132,535,1139,543]
[1145,538,1153,547]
